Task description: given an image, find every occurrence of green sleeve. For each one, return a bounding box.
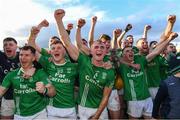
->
[40,48,51,58]
[1,72,13,89]
[141,55,148,67]
[158,55,168,67]
[38,55,50,70]
[105,69,115,88]
[77,52,89,68]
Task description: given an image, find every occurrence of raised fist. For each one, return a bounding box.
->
[113,28,122,38]
[54,9,65,20]
[91,16,97,24]
[31,26,40,36]
[67,23,73,31]
[36,82,45,94]
[168,32,178,41]
[125,24,132,32]
[77,18,86,28]
[145,25,151,31]
[167,15,176,23]
[37,19,49,30]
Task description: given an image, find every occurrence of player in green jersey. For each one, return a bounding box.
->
[54,9,115,120]
[28,23,78,119]
[0,46,56,119]
[118,30,178,119]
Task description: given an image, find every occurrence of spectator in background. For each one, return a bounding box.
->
[152,52,180,119]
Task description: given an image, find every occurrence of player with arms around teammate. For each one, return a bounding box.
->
[0,46,56,120]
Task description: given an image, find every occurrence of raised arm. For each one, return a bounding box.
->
[142,25,151,40]
[28,19,49,53]
[146,32,178,62]
[117,24,132,48]
[66,23,73,35]
[112,28,122,49]
[160,15,176,43]
[75,18,90,55]
[88,16,97,47]
[54,9,79,61]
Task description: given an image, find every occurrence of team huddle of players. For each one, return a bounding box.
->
[0,9,179,120]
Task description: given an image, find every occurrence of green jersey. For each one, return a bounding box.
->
[39,55,78,108]
[40,48,51,57]
[77,53,115,108]
[133,46,139,54]
[103,48,122,62]
[118,55,150,101]
[1,68,49,116]
[146,55,168,87]
[159,55,168,80]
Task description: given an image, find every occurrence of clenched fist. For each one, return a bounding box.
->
[54,9,65,20]
[167,15,176,23]
[91,16,97,24]
[36,82,46,94]
[31,26,40,36]
[37,19,49,30]
[113,28,122,38]
[168,32,178,41]
[144,25,151,31]
[125,24,132,32]
[67,23,73,31]
[77,18,86,28]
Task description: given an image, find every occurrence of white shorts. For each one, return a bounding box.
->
[118,88,124,95]
[14,109,47,120]
[149,87,159,100]
[127,97,153,118]
[107,89,120,111]
[78,105,108,120]
[1,97,15,116]
[47,105,76,119]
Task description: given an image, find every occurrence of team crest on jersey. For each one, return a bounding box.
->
[102,72,107,79]
[58,69,63,73]
[66,68,71,73]
[93,71,99,79]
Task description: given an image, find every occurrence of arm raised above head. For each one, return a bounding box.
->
[54,9,79,61]
[88,16,97,47]
[75,18,90,55]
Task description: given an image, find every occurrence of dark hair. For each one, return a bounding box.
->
[20,46,36,55]
[50,40,64,46]
[149,41,157,47]
[168,53,180,74]
[99,34,111,41]
[122,46,132,53]
[50,36,60,41]
[168,43,174,46]
[126,35,133,38]
[3,37,17,44]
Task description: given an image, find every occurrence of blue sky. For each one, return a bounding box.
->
[0,0,180,50]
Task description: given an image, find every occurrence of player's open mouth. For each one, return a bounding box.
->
[54,53,60,57]
[96,53,102,57]
[6,50,12,54]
